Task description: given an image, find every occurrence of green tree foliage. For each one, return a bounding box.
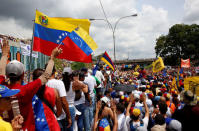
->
[54,58,65,71]
[71,62,86,70]
[155,24,199,66]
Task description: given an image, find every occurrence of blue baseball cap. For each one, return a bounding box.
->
[0,84,20,98]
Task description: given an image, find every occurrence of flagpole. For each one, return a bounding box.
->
[28,20,35,82]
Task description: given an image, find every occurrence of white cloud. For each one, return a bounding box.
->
[0,0,171,60]
[0,18,32,39]
[184,0,199,23]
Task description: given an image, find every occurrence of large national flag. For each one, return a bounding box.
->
[152,57,165,73]
[101,51,115,71]
[33,10,98,63]
[184,76,199,96]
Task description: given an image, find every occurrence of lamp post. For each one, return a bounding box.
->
[90,14,137,62]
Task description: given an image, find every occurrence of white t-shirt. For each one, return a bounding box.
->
[126,116,149,131]
[117,113,127,131]
[84,73,96,97]
[46,79,67,120]
[95,70,105,88]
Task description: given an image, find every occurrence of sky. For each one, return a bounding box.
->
[0,0,198,60]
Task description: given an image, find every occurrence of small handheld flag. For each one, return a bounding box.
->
[101,51,115,71]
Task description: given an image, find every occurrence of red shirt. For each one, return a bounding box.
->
[0,75,42,131]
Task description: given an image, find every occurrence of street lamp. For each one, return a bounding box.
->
[90,14,137,62]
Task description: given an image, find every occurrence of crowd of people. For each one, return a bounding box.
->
[0,38,199,131]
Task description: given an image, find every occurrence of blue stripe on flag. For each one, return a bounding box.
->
[102,54,114,68]
[69,31,93,56]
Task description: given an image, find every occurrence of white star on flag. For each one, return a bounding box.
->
[59,36,62,39]
[36,118,40,121]
[41,118,45,122]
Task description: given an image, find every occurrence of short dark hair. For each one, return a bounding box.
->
[99,65,103,69]
[33,68,44,80]
[158,102,168,115]
[79,72,85,79]
[154,114,165,125]
[9,75,22,83]
[116,103,125,113]
[81,67,88,73]
[158,92,163,96]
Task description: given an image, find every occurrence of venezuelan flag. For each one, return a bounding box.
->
[98,118,111,131]
[101,51,115,71]
[33,10,98,63]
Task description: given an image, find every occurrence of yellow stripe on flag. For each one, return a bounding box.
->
[35,10,76,32]
[54,18,91,33]
[74,27,98,51]
[101,57,114,71]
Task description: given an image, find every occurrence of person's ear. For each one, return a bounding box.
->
[21,72,24,80]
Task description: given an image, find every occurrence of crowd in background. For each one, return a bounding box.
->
[0,38,199,131]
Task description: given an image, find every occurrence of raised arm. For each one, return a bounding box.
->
[93,101,101,131]
[126,94,134,116]
[111,100,118,131]
[0,38,9,76]
[39,47,62,85]
[141,93,149,118]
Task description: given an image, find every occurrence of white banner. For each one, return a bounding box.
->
[20,42,38,58]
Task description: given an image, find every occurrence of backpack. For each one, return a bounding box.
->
[129,119,144,131]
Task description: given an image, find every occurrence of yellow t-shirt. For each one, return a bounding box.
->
[0,116,12,131]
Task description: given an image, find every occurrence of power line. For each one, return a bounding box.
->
[98,0,113,31]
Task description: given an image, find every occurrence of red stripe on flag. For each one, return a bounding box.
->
[33,37,92,63]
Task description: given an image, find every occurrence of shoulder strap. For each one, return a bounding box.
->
[40,96,57,116]
[36,85,57,116]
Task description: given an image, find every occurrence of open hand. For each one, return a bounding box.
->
[1,38,10,56]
